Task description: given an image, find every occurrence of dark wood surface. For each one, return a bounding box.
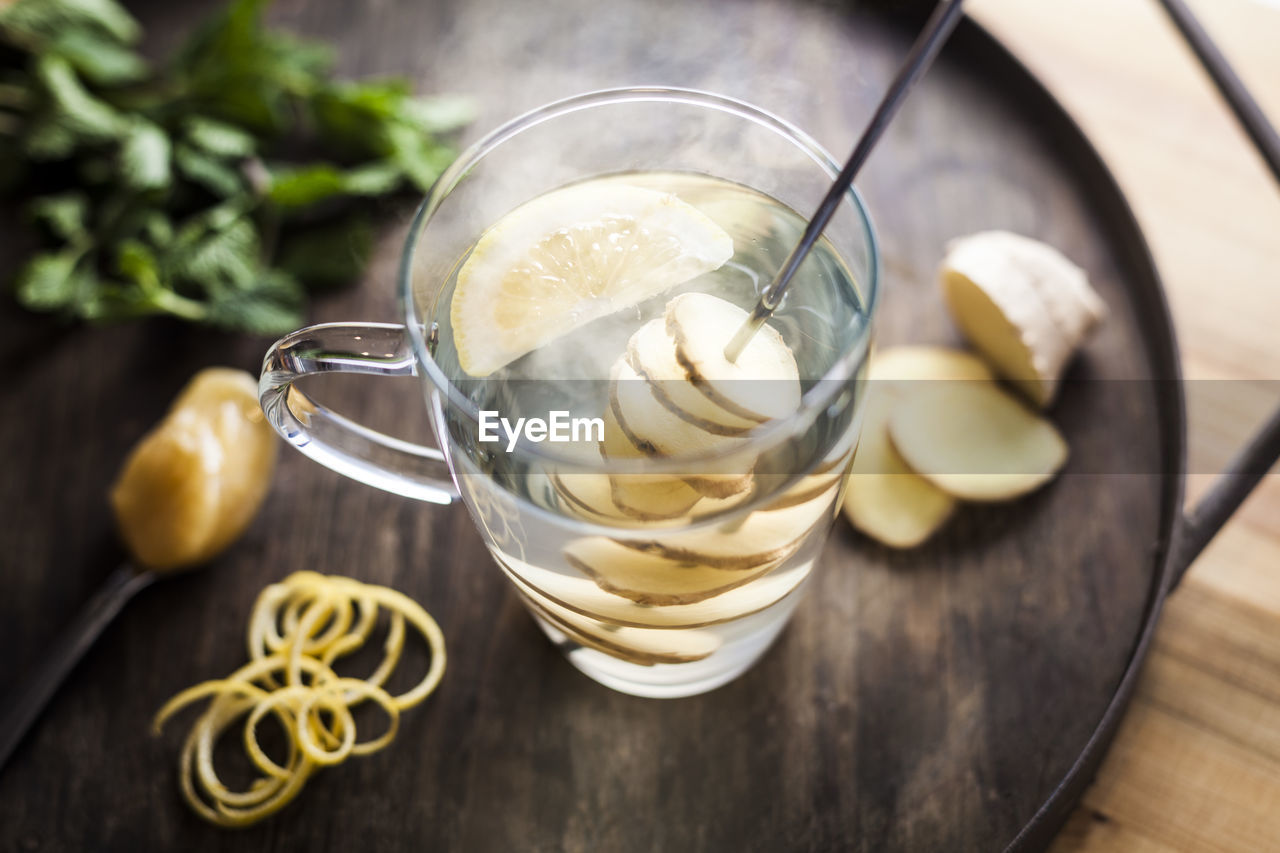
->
[0,1,1176,850]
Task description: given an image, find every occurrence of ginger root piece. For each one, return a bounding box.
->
[111,368,278,570]
[940,231,1105,407]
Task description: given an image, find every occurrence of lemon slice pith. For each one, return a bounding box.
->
[450,182,734,377]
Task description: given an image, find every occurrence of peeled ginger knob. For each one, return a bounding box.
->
[939,231,1105,407]
[110,368,278,571]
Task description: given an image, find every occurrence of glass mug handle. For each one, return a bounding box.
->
[258,322,458,505]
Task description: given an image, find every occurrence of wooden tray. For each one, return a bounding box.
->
[0,0,1189,850]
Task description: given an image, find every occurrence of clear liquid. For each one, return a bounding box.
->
[425,173,869,696]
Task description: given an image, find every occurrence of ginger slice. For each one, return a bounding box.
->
[843,402,955,548]
[841,346,986,547]
[597,407,705,519]
[564,537,778,606]
[666,291,801,423]
[870,345,995,384]
[524,597,721,666]
[628,318,757,433]
[610,357,753,498]
[499,550,812,631]
[887,381,1068,502]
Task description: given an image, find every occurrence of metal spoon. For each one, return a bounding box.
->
[0,368,273,773]
[724,0,967,362]
[0,564,157,770]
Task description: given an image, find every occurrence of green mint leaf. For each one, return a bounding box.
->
[267,33,333,90]
[93,189,153,247]
[115,239,160,294]
[170,213,260,288]
[200,0,334,84]
[309,82,471,163]
[182,116,256,158]
[341,160,403,195]
[205,269,304,335]
[192,82,283,134]
[207,296,302,336]
[73,278,201,323]
[49,27,148,85]
[35,53,129,143]
[172,197,252,247]
[174,0,271,75]
[383,122,455,192]
[266,160,406,208]
[277,214,373,288]
[175,142,243,197]
[119,121,171,190]
[0,0,140,45]
[141,211,174,247]
[329,77,411,107]
[398,94,476,134]
[310,79,410,144]
[112,242,211,324]
[173,0,331,133]
[15,251,86,310]
[28,193,90,242]
[6,0,470,336]
[71,0,140,42]
[74,280,143,321]
[265,162,348,207]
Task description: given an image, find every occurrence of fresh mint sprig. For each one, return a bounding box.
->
[0,0,472,335]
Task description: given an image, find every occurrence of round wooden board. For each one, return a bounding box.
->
[0,1,1181,850]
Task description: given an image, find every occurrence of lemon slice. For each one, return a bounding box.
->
[450,183,734,377]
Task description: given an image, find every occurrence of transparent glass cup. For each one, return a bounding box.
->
[259,88,879,697]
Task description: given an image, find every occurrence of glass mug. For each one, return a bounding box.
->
[259,88,879,698]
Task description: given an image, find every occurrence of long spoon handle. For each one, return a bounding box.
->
[0,565,155,772]
[724,0,967,362]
